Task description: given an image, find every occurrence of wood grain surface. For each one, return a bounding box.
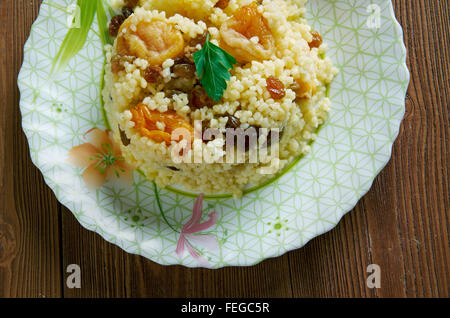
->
[0,0,448,298]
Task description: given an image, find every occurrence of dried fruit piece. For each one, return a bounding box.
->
[119,126,131,146]
[225,115,241,129]
[266,76,285,100]
[143,130,173,144]
[143,66,162,83]
[124,0,138,7]
[189,86,216,109]
[109,15,125,37]
[173,63,196,78]
[130,104,193,145]
[308,31,323,49]
[111,55,124,74]
[220,3,274,62]
[122,6,134,19]
[116,18,185,66]
[166,77,197,92]
[188,31,209,47]
[293,78,316,99]
[215,0,230,9]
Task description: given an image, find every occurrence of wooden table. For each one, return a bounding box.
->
[0,0,448,298]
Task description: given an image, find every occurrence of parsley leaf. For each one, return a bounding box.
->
[193,34,237,102]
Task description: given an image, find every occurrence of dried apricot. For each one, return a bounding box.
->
[131,104,193,145]
[220,3,274,62]
[117,18,185,66]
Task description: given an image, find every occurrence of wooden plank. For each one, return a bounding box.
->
[189,255,293,298]
[0,0,62,298]
[289,205,376,297]
[61,206,195,298]
[2,0,448,298]
[385,0,449,297]
[61,206,293,297]
[61,0,449,298]
[288,0,449,298]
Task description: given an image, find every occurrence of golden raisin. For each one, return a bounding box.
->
[266,76,285,100]
[308,31,323,49]
[215,0,230,9]
[293,78,316,99]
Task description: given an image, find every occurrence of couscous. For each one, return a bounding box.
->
[103,0,337,196]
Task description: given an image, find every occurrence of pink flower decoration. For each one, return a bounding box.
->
[176,194,219,266]
[67,128,134,189]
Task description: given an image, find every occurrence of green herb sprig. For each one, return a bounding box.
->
[96,0,113,48]
[50,0,112,75]
[193,35,237,101]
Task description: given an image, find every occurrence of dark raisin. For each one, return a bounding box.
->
[215,0,230,9]
[266,76,285,100]
[225,115,241,129]
[189,31,209,47]
[189,86,215,109]
[308,31,323,49]
[143,66,162,83]
[174,56,194,65]
[109,15,125,37]
[166,77,196,92]
[173,63,196,78]
[122,6,134,19]
[119,126,131,146]
[167,166,180,171]
[124,0,138,7]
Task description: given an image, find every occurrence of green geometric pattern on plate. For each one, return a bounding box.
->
[18,0,409,268]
